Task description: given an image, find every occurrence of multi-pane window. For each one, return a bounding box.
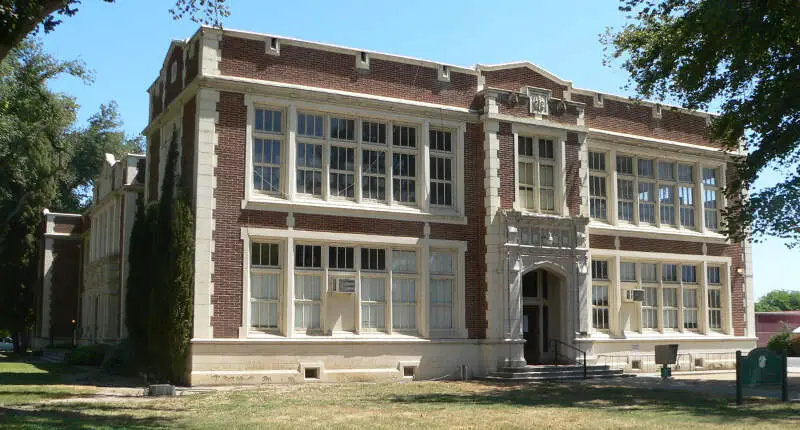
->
[642,286,659,329]
[591,259,610,330]
[430,252,455,330]
[392,153,416,203]
[250,243,280,330]
[330,117,355,141]
[329,246,355,271]
[658,161,676,226]
[708,266,723,330]
[430,129,454,207]
[253,108,283,194]
[592,285,609,330]
[589,152,607,219]
[678,164,695,227]
[297,113,324,137]
[662,264,678,283]
[362,121,386,144]
[361,150,386,200]
[253,138,281,193]
[295,244,322,330]
[683,287,698,329]
[296,143,323,196]
[617,156,635,222]
[620,262,636,281]
[361,278,386,330]
[662,287,678,329]
[330,146,355,198]
[360,248,386,271]
[393,125,417,148]
[392,250,417,330]
[518,136,556,213]
[703,168,720,230]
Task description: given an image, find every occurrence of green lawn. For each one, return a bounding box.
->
[1,355,799,429]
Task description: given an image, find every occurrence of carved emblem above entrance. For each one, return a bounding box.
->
[525,87,551,116]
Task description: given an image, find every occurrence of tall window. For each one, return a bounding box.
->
[360,247,387,330]
[641,262,658,329]
[253,108,283,193]
[329,146,355,198]
[393,125,418,203]
[250,243,280,330]
[430,129,454,207]
[617,155,635,221]
[658,161,676,226]
[678,164,695,227]
[294,244,322,330]
[703,168,720,230]
[430,251,455,330]
[589,152,607,219]
[707,266,723,330]
[517,136,556,212]
[361,150,386,200]
[591,259,610,330]
[392,250,417,330]
[296,142,323,196]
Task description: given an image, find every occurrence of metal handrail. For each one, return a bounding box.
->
[551,339,587,379]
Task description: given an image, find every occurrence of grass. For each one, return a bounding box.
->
[1,354,799,429]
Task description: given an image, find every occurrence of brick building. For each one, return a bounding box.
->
[142,26,755,384]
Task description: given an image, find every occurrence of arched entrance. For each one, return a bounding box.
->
[521,268,562,364]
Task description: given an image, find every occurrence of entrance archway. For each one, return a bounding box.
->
[521,268,562,364]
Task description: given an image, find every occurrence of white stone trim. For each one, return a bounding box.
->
[193,88,220,339]
[40,238,55,338]
[511,124,568,216]
[589,249,732,265]
[589,128,736,157]
[588,223,728,243]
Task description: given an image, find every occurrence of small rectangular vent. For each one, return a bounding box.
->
[304,367,320,380]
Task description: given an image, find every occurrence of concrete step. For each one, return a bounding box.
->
[486,364,632,381]
[485,372,633,382]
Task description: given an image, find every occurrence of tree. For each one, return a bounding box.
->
[603,0,800,247]
[125,195,155,370]
[0,39,138,348]
[755,290,800,312]
[0,0,230,63]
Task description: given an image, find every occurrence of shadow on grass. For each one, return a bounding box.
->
[0,354,142,388]
[390,381,799,423]
[0,405,177,429]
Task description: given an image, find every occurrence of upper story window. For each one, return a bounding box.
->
[247,101,464,219]
[604,152,723,232]
[518,136,556,213]
[430,129,455,207]
[589,151,608,220]
[703,167,720,230]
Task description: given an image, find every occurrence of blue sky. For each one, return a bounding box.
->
[39,0,797,299]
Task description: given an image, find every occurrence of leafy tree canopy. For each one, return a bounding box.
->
[755,290,800,312]
[0,0,230,62]
[603,0,800,247]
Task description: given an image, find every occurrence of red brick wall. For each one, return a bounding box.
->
[498,122,515,209]
[182,96,197,194]
[572,93,714,148]
[50,239,80,337]
[483,67,567,99]
[147,130,161,202]
[219,36,480,109]
[212,91,487,338]
[590,234,746,336]
[150,88,163,121]
[164,45,185,107]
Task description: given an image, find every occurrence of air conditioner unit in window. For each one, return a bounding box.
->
[331,277,356,294]
[624,289,645,302]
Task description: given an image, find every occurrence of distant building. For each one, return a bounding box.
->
[755,311,800,347]
[34,153,145,348]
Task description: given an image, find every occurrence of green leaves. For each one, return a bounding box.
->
[605,0,800,247]
[755,290,800,312]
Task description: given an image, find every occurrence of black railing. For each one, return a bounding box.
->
[551,339,587,379]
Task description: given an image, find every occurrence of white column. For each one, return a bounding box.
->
[700,261,709,334]
[743,239,756,337]
[422,121,430,211]
[696,161,705,232]
[419,242,430,338]
[285,238,295,338]
[41,238,55,339]
[611,255,621,336]
[287,104,297,200]
[386,249,394,335]
[609,149,618,225]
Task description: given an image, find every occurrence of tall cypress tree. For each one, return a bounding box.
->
[125,195,155,369]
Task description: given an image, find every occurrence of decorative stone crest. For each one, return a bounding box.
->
[525,87,551,116]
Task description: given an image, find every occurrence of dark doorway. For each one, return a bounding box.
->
[523,305,540,364]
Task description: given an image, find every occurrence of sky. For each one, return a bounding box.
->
[38,0,798,299]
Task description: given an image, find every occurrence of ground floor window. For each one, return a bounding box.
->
[592,285,609,330]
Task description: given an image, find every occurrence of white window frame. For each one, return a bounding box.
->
[241,227,467,339]
[243,95,466,223]
[429,127,456,209]
[589,151,608,220]
[249,242,282,332]
[590,259,610,331]
[512,125,566,215]
[703,167,722,231]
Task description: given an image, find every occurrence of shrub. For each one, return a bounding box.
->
[789,334,800,357]
[767,331,792,354]
[68,344,110,365]
[102,340,138,376]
